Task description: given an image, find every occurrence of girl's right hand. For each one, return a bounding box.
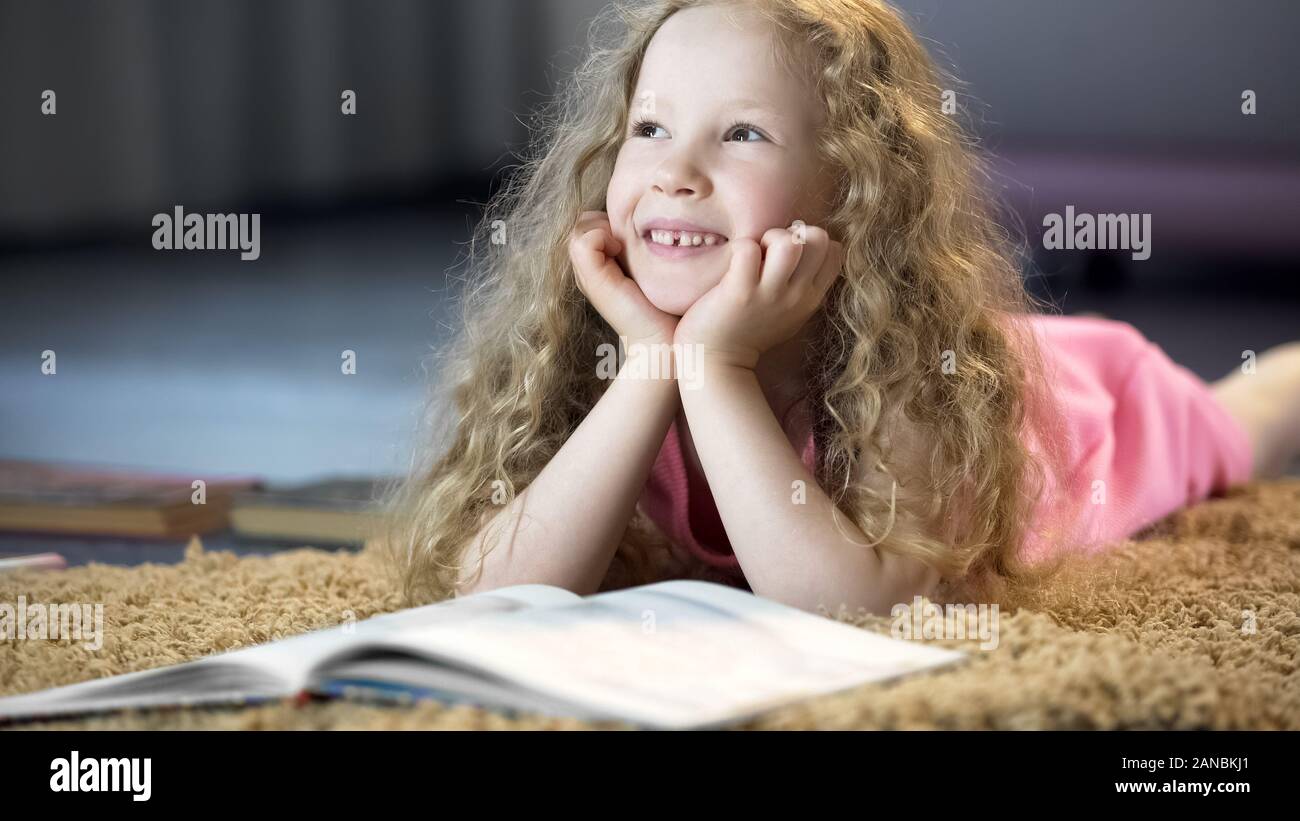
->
[569,211,678,347]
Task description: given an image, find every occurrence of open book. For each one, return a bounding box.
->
[0,580,966,730]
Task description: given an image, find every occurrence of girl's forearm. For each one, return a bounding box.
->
[458,347,680,597]
[680,361,910,616]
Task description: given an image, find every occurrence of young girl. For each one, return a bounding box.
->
[378,0,1300,616]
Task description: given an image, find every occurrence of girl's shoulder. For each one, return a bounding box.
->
[1022,313,1154,392]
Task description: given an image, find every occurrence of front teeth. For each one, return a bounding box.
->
[649,229,722,247]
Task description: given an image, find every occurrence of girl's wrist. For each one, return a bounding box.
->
[614,339,680,382]
[679,353,757,399]
[691,343,762,373]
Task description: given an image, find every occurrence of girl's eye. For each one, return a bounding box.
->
[726,121,766,143]
[629,119,666,139]
[627,119,767,143]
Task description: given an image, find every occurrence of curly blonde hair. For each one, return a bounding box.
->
[372,0,1087,611]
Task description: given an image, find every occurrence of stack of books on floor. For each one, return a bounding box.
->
[0,458,261,539]
[0,458,394,547]
[228,477,391,546]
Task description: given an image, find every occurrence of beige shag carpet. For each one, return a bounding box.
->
[2,479,1297,730]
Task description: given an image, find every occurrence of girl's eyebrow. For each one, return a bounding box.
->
[728,98,789,120]
[653,95,790,121]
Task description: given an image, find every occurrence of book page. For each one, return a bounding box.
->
[227,583,582,684]
[0,583,579,721]
[359,580,966,729]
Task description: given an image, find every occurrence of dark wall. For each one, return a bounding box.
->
[2,0,1295,244]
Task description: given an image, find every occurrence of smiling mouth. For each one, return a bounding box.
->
[643,228,729,248]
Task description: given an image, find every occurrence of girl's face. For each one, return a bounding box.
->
[606,3,836,316]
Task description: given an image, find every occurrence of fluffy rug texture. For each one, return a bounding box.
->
[2,479,1297,730]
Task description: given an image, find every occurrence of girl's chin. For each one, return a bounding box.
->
[634,281,707,318]
[627,267,718,318]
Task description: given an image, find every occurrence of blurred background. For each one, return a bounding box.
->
[1,0,1297,563]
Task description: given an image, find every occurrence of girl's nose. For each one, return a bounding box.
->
[653,154,711,198]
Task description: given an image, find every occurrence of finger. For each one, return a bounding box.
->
[572,212,612,244]
[578,226,620,263]
[575,213,625,259]
[787,226,829,289]
[571,228,615,289]
[757,227,803,296]
[571,211,598,240]
[570,226,604,265]
[722,238,763,297]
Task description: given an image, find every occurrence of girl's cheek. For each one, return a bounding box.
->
[610,208,632,245]
[728,175,784,220]
[605,183,633,238]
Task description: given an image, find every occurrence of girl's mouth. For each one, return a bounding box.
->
[642,228,728,259]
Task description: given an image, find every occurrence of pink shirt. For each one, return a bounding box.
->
[636,315,1253,585]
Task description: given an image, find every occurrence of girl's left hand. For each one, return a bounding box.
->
[674,223,844,370]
